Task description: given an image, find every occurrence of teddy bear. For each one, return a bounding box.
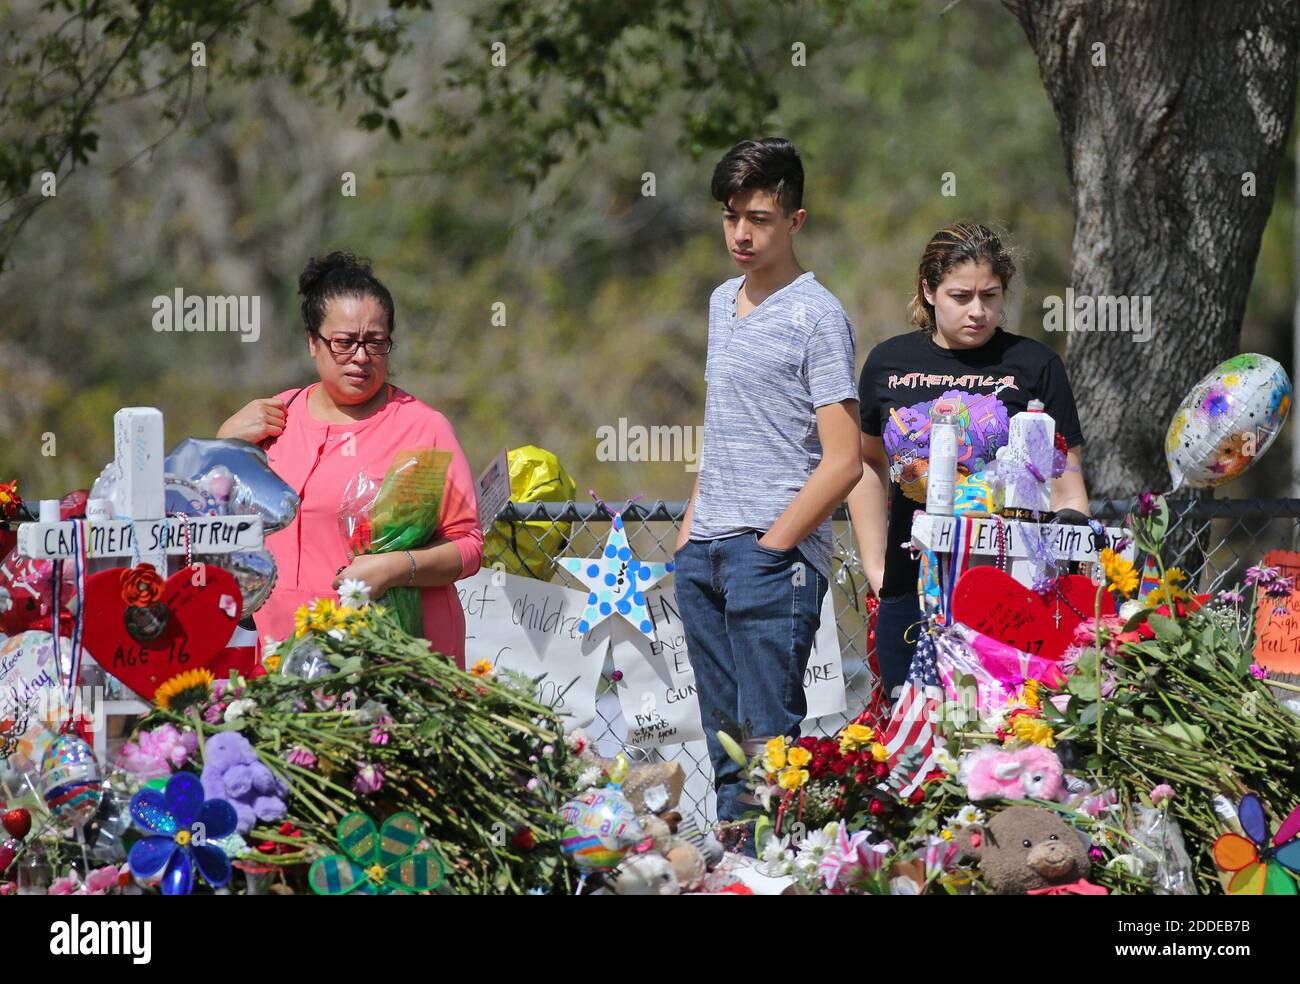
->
[954,805,1107,894]
[960,745,1064,802]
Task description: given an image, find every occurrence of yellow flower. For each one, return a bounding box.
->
[870,742,889,763]
[154,668,214,713]
[470,659,494,678]
[838,723,875,753]
[1100,548,1138,598]
[262,654,282,673]
[787,746,812,768]
[1010,715,1056,748]
[777,767,809,790]
[294,605,312,638]
[941,828,954,841]
[1022,679,1041,710]
[1147,567,1190,607]
[764,737,788,771]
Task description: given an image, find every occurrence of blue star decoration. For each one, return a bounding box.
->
[557,512,674,640]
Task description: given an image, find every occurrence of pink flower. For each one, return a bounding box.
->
[1245,564,1280,587]
[0,883,14,896]
[116,724,198,779]
[84,866,122,895]
[369,728,390,746]
[526,777,540,791]
[286,746,317,768]
[49,873,81,895]
[1250,664,1269,680]
[203,702,226,725]
[1150,784,1176,807]
[353,763,384,794]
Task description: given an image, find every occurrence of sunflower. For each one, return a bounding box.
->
[154,668,214,713]
[1099,548,1138,597]
[1146,567,1190,607]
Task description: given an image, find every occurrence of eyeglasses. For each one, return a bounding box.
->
[314,332,394,356]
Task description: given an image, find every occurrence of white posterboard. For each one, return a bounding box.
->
[456,568,608,729]
[608,583,845,747]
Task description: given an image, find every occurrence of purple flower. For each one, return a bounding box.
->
[202,702,226,725]
[1089,846,1105,862]
[369,727,390,746]
[1245,564,1280,587]
[1217,589,1245,605]
[1250,664,1269,680]
[353,763,384,794]
[286,746,317,768]
[1264,576,1295,599]
[1031,576,1054,597]
[1137,492,1158,518]
[1114,537,1133,553]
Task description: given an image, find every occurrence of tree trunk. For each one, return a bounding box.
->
[1003,0,1300,498]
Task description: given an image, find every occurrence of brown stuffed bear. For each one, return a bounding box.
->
[954,805,1107,895]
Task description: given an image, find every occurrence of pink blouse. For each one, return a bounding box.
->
[252,383,484,667]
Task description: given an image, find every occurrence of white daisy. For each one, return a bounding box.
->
[337,578,372,609]
[576,766,603,790]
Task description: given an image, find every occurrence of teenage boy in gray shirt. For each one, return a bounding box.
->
[674,138,862,845]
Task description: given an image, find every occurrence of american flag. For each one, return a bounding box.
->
[880,622,945,799]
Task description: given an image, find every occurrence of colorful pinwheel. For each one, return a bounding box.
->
[127,771,238,895]
[308,811,445,895]
[1213,793,1300,895]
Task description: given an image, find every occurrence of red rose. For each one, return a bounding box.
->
[511,828,536,851]
[854,769,871,784]
[869,799,886,816]
[873,762,889,778]
[909,788,925,805]
[798,736,818,750]
[818,738,837,756]
[829,758,849,776]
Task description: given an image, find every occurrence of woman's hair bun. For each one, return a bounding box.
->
[297,249,395,337]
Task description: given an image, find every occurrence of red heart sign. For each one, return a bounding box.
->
[81,565,242,700]
[951,567,1117,661]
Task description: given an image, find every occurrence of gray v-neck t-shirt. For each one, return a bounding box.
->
[689,271,858,581]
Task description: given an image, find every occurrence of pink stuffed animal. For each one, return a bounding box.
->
[960,745,1064,802]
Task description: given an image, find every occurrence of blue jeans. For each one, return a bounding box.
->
[674,531,828,826]
[874,592,923,699]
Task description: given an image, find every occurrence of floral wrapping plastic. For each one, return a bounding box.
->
[338,449,451,638]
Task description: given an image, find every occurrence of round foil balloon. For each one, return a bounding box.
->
[559,785,644,870]
[203,549,277,615]
[165,438,300,533]
[0,631,86,781]
[40,734,103,829]
[1166,353,1292,489]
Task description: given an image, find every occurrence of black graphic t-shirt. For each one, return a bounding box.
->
[858,327,1085,598]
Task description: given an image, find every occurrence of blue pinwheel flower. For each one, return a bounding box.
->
[127,771,238,895]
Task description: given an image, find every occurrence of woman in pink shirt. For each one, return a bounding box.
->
[218,251,483,667]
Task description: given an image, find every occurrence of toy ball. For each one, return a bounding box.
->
[559,785,644,870]
[1166,353,1291,490]
[39,734,103,829]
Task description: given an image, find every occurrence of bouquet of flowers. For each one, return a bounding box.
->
[338,448,452,637]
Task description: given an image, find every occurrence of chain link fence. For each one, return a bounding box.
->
[486,496,1300,829]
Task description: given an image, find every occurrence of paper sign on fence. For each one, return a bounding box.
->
[609,584,845,747]
[457,568,608,728]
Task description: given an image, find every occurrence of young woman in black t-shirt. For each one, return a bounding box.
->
[846,223,1090,698]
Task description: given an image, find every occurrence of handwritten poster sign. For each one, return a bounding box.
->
[609,584,845,747]
[456,568,608,728]
[1253,549,1300,675]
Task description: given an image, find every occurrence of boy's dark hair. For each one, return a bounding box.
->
[298,250,396,337]
[711,138,804,214]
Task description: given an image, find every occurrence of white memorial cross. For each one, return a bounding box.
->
[17,407,264,570]
[13,407,265,756]
[910,512,1136,612]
